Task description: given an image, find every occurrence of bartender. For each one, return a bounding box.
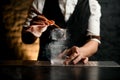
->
[21,0,101,65]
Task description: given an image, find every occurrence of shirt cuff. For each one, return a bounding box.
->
[91,38,101,44]
[86,35,101,44]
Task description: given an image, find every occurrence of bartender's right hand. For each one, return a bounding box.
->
[27,15,55,37]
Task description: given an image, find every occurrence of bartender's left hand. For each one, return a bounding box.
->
[60,46,89,65]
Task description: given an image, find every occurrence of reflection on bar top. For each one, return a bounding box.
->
[0,60,120,67]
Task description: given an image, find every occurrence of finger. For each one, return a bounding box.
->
[58,49,70,58]
[29,25,48,32]
[64,52,78,65]
[39,26,48,32]
[44,21,50,25]
[68,52,78,60]
[37,15,48,21]
[32,16,48,23]
[31,20,48,25]
[82,57,89,64]
[36,16,55,26]
[72,55,82,64]
[31,21,43,25]
[48,20,55,25]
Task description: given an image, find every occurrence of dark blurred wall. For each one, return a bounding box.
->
[92,0,120,64]
[0,0,120,64]
[0,0,39,60]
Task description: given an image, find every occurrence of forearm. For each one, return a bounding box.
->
[80,40,99,57]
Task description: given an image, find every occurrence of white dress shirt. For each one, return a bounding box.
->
[23,0,102,43]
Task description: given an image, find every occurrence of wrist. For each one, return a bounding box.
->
[79,42,98,57]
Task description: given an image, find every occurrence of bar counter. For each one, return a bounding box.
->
[0,60,120,80]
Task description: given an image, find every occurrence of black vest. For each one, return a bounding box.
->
[38,0,90,60]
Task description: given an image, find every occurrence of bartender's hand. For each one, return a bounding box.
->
[59,46,89,65]
[59,39,99,65]
[26,15,55,37]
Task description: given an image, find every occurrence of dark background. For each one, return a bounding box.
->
[0,0,120,64]
[92,0,120,64]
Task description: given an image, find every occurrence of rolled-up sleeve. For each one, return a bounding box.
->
[23,0,45,28]
[87,0,101,36]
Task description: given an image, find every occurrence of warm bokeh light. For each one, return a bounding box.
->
[1,0,40,60]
